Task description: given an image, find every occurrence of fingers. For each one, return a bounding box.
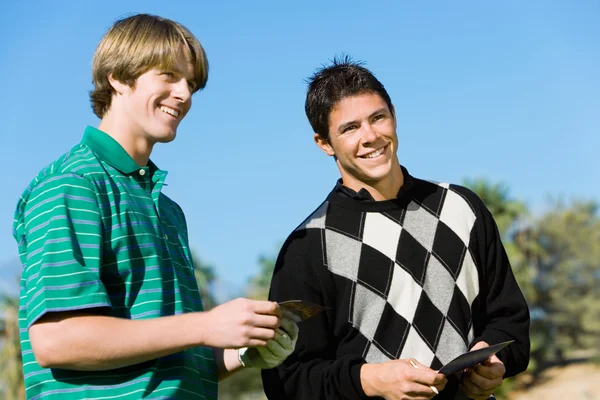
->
[465,367,503,391]
[251,313,280,330]
[461,377,494,400]
[403,381,444,400]
[246,326,280,345]
[472,354,505,380]
[408,359,447,386]
[462,365,503,400]
[279,317,299,340]
[246,338,269,347]
[265,334,289,357]
[249,300,281,317]
[473,361,505,380]
[247,330,296,369]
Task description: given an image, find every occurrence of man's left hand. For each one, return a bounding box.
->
[460,341,506,400]
[238,317,299,369]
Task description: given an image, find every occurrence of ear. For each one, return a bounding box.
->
[108,73,130,95]
[390,104,397,129]
[314,133,335,157]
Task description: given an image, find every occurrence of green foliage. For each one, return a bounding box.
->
[1,187,597,399]
[525,201,600,370]
[218,368,266,400]
[463,178,527,238]
[466,178,600,386]
[192,251,218,310]
[0,294,24,400]
[464,179,529,398]
[246,244,280,300]
[218,248,279,399]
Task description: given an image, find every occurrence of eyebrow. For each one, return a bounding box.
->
[160,64,197,90]
[336,107,389,134]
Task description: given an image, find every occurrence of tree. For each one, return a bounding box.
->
[463,178,538,304]
[464,179,533,397]
[463,178,527,236]
[191,251,218,310]
[246,251,279,301]
[0,293,24,400]
[524,201,600,371]
[467,179,600,384]
[218,248,279,400]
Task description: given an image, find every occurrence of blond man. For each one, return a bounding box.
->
[13,14,297,399]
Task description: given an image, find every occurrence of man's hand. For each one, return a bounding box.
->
[361,358,447,400]
[201,298,281,348]
[460,341,506,400]
[238,317,299,369]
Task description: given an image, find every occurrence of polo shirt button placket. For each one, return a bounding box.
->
[138,169,150,191]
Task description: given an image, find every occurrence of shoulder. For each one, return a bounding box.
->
[22,144,102,196]
[293,200,329,233]
[412,177,488,220]
[14,145,101,230]
[276,199,331,259]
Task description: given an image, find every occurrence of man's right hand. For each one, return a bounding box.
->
[201,298,282,348]
[360,359,447,400]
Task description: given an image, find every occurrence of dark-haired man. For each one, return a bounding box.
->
[262,58,530,400]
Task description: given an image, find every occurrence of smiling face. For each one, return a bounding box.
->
[109,45,196,145]
[315,92,402,195]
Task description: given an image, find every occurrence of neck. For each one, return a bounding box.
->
[98,112,154,167]
[341,163,404,201]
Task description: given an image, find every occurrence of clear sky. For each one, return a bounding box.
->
[1,1,598,294]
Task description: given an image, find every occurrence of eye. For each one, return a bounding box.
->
[187,80,197,92]
[342,124,358,133]
[161,71,176,79]
[372,114,385,122]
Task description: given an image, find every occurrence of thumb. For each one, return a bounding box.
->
[470,341,489,351]
[485,353,502,366]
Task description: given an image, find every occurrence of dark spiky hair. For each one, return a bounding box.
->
[304,55,393,140]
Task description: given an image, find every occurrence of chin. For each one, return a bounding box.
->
[153,132,177,143]
[363,168,392,182]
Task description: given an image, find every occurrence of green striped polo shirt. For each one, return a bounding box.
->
[13,126,218,400]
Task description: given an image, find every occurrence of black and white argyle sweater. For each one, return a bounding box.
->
[263,169,530,400]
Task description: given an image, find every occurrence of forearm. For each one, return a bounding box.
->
[477,209,531,376]
[213,348,244,380]
[30,311,205,371]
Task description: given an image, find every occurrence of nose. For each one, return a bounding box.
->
[173,78,192,104]
[361,122,380,143]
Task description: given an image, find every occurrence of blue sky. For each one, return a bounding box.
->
[1,1,598,294]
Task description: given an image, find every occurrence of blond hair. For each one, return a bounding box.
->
[90,14,208,118]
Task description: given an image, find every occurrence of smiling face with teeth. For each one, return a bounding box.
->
[105,44,196,154]
[315,92,403,199]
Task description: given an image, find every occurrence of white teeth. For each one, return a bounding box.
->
[364,147,384,159]
[160,106,179,118]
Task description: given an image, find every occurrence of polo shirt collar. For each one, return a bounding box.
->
[82,126,151,174]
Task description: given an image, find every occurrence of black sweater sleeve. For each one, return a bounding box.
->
[261,229,371,400]
[456,187,531,378]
